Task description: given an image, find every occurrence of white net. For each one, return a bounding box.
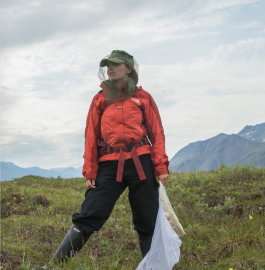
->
[136,198,182,270]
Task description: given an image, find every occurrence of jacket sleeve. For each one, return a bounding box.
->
[143,92,169,176]
[82,94,101,180]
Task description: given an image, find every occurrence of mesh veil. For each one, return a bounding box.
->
[98,52,139,104]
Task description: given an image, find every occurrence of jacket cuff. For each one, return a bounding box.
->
[154,167,169,177]
[84,172,97,180]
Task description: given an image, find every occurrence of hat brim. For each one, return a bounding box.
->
[100,58,125,67]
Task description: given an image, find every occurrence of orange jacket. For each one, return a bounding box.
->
[82,86,169,180]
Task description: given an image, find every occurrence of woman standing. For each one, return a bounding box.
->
[33,50,169,270]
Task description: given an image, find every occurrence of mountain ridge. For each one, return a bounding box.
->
[1,162,82,181]
[237,122,265,143]
[169,123,265,173]
[2,122,265,179]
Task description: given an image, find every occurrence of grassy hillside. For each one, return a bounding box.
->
[1,165,265,270]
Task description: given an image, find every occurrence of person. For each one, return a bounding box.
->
[32,50,169,270]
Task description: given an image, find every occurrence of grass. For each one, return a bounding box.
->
[1,164,265,269]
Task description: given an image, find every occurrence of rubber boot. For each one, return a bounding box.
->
[32,225,90,270]
[138,233,152,258]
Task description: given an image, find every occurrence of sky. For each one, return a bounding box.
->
[1,0,265,169]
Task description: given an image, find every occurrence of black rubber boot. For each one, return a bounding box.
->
[138,233,152,258]
[32,225,90,270]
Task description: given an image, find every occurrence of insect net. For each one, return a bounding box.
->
[98,51,139,104]
[136,184,182,270]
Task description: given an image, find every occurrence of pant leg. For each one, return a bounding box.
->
[124,154,159,238]
[72,160,126,235]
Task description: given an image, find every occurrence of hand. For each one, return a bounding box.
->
[86,179,96,189]
[156,174,168,186]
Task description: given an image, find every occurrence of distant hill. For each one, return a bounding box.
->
[2,122,265,178]
[0,162,82,181]
[237,122,265,143]
[169,123,265,173]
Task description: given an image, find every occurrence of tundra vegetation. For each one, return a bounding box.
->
[1,164,265,270]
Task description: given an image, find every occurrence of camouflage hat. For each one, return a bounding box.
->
[100,50,134,68]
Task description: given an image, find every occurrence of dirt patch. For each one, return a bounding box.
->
[124,242,137,251]
[5,193,26,203]
[225,204,244,216]
[1,193,32,218]
[250,193,262,200]
[204,195,225,207]
[38,224,60,245]
[1,193,51,218]
[31,194,50,206]
[60,225,68,233]
[0,249,22,270]
[99,229,113,238]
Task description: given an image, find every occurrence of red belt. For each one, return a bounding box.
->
[106,137,149,182]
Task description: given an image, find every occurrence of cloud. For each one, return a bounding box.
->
[212,37,265,61]
[2,0,258,48]
[1,0,265,167]
[1,133,85,168]
[235,20,263,29]
[1,0,183,47]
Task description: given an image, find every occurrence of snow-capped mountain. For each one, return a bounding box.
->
[237,122,265,143]
[169,122,265,173]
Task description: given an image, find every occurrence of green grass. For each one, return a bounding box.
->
[1,164,265,269]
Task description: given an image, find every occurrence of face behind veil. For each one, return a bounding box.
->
[98,50,139,104]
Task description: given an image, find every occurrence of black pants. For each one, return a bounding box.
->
[72,154,159,237]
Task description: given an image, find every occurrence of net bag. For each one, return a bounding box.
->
[159,182,186,237]
[136,197,182,270]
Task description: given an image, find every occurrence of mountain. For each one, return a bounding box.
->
[49,166,83,176]
[237,122,265,143]
[3,122,265,178]
[169,123,265,173]
[0,162,82,181]
[169,133,229,172]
